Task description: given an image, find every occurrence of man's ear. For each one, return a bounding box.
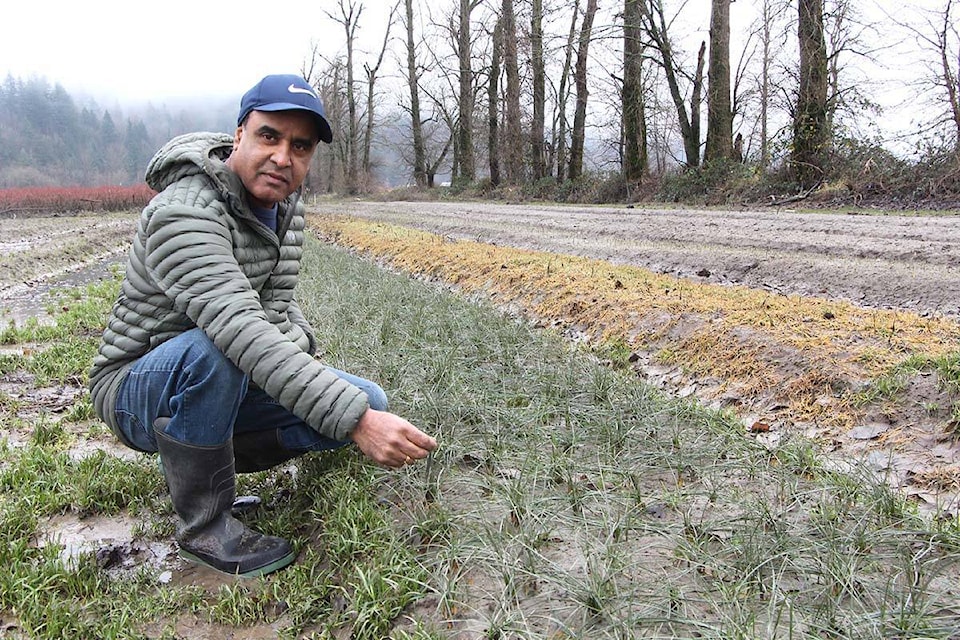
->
[232,124,244,150]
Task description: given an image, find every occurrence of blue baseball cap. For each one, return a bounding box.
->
[238,74,333,144]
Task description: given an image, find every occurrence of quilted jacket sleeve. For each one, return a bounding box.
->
[286,298,318,356]
[144,203,368,441]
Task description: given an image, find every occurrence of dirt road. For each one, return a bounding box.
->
[313,200,960,319]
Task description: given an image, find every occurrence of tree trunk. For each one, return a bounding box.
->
[502,0,523,184]
[362,65,376,183]
[321,62,345,193]
[568,0,597,181]
[622,0,648,181]
[556,0,580,182]
[404,0,427,187]
[457,0,476,182]
[794,0,829,188]
[760,0,772,169]
[705,0,733,164]
[488,19,502,187]
[690,41,705,167]
[530,0,546,180]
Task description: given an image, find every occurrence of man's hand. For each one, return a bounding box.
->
[350,409,438,468]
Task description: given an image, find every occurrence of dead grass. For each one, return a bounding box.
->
[310,213,960,438]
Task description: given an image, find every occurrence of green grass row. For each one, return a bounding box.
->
[1,235,959,638]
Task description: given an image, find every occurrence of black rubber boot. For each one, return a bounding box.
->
[233,428,300,473]
[154,421,296,577]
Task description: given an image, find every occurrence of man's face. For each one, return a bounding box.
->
[226,110,319,209]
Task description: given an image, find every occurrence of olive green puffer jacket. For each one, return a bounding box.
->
[88,132,368,444]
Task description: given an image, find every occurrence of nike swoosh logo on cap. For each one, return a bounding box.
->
[287,84,318,98]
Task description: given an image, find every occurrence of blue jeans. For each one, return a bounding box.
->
[113,328,387,453]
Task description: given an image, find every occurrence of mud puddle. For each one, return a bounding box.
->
[37,513,178,581]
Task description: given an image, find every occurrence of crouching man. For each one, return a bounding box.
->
[88,74,437,577]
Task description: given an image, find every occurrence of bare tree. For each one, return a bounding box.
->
[403,0,427,186]
[897,0,960,149]
[555,0,580,182]
[300,43,322,91]
[759,0,776,168]
[639,0,705,168]
[794,0,829,188]
[568,0,598,181]
[930,0,960,146]
[734,0,791,170]
[502,0,523,184]
[818,1,887,144]
[419,84,456,187]
[530,0,546,180]
[301,44,332,193]
[309,58,348,193]
[457,0,481,182]
[362,1,400,182]
[705,0,733,163]
[325,0,363,193]
[622,0,648,181]
[489,18,502,186]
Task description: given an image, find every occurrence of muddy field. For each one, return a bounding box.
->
[310,200,960,514]
[3,202,960,515]
[3,203,960,636]
[315,200,960,320]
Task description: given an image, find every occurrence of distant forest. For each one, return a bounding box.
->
[0,75,235,189]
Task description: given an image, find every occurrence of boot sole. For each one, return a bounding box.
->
[179,548,297,578]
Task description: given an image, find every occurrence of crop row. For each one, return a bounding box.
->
[0,185,155,215]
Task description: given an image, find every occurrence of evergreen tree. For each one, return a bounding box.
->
[125,119,152,182]
[0,74,181,186]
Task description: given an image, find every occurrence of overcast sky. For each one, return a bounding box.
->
[3,1,940,106]
[1,0,396,105]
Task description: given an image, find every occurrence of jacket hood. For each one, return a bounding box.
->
[144,131,235,194]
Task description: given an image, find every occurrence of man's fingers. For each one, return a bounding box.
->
[396,447,427,466]
[404,426,438,452]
